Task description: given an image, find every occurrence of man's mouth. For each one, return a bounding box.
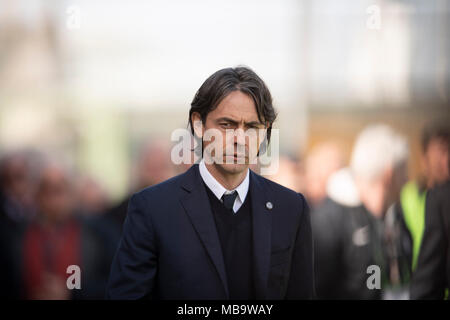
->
[222,154,247,163]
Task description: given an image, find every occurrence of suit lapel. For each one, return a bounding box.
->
[179,165,229,298]
[250,170,272,299]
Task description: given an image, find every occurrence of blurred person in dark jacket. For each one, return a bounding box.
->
[20,160,118,299]
[0,150,38,299]
[410,157,450,299]
[312,124,410,299]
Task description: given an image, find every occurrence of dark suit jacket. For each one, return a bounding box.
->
[411,180,450,299]
[105,164,314,300]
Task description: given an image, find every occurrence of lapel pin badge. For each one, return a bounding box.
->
[265,201,273,210]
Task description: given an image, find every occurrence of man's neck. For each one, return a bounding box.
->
[204,162,248,190]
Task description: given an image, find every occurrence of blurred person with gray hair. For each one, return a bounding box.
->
[312,124,411,299]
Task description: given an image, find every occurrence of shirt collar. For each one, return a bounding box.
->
[198,159,249,203]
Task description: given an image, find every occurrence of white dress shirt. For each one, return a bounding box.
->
[198,159,250,213]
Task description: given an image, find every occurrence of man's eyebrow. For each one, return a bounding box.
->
[245,120,264,127]
[216,117,264,126]
[216,117,238,124]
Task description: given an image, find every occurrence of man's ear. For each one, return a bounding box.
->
[191,112,204,139]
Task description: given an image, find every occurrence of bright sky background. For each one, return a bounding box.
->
[57,0,305,110]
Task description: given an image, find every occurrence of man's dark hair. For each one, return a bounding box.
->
[189,66,277,145]
[421,120,450,153]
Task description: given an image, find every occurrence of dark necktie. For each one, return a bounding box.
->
[222,191,238,211]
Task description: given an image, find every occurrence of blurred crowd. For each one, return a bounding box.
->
[270,121,450,300]
[0,120,449,299]
[0,140,181,299]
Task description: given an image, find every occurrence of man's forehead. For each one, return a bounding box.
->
[210,107,262,124]
[222,115,262,124]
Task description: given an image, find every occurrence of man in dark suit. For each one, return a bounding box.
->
[410,179,450,299]
[106,66,314,300]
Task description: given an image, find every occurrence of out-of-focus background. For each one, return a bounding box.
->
[0,0,449,300]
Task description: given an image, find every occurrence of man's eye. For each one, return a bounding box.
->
[220,123,231,128]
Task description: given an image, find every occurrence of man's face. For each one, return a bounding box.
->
[193,90,267,176]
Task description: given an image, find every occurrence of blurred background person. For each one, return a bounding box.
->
[410,170,450,299]
[0,150,39,298]
[400,121,450,272]
[20,160,118,299]
[107,138,177,230]
[303,141,345,210]
[74,175,111,217]
[312,124,410,299]
[0,150,38,223]
[266,154,302,192]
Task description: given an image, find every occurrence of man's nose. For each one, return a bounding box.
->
[233,128,246,145]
